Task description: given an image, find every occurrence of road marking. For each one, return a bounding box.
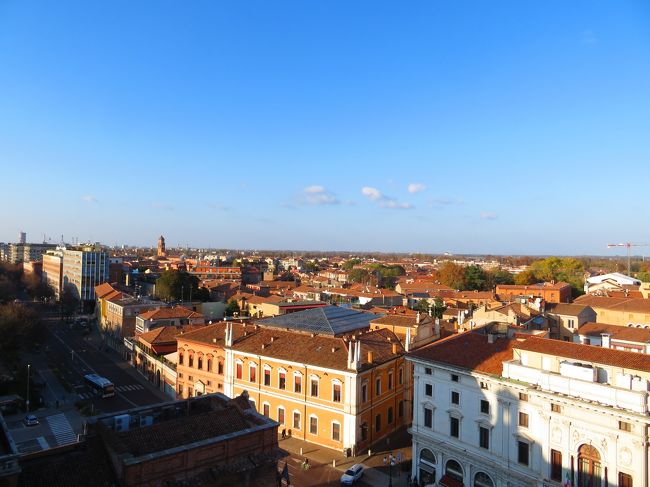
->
[46,413,77,446]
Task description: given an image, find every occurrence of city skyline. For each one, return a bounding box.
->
[1,1,649,254]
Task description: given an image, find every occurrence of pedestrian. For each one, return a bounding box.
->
[281,428,286,439]
[383,455,387,465]
[406,473,411,486]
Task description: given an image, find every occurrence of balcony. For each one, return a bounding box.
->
[502,360,649,414]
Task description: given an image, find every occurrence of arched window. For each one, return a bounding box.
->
[474,472,494,487]
[206,358,212,372]
[178,352,184,366]
[419,449,436,486]
[188,355,194,368]
[445,459,463,482]
[197,356,203,370]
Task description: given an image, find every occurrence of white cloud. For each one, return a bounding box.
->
[81,195,97,203]
[361,187,382,201]
[407,183,426,194]
[480,211,498,220]
[361,186,413,209]
[300,185,339,205]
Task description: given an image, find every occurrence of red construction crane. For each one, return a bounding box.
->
[606,242,650,275]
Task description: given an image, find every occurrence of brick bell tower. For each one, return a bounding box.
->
[157,235,166,258]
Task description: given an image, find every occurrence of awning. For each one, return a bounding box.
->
[439,474,464,487]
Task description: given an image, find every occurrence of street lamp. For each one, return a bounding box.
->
[26,364,30,412]
[388,453,395,487]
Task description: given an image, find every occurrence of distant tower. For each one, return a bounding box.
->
[157,235,166,258]
[18,231,26,244]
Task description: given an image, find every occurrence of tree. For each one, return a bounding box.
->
[341,259,362,270]
[225,299,240,317]
[528,257,585,297]
[60,285,79,319]
[514,269,537,285]
[348,269,371,284]
[0,303,45,357]
[431,297,446,319]
[155,270,206,302]
[464,265,487,291]
[413,299,430,313]
[637,271,650,283]
[438,262,466,290]
[22,274,54,301]
[486,269,515,288]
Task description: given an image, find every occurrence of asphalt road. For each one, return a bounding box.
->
[41,313,166,414]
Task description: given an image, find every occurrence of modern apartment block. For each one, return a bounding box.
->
[5,242,56,264]
[42,249,64,299]
[62,244,109,307]
[408,327,649,487]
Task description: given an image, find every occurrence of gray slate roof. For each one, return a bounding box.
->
[257,305,373,336]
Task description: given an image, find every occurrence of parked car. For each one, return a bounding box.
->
[340,464,364,485]
[23,414,39,426]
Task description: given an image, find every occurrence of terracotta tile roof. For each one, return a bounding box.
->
[137,324,205,346]
[95,282,119,299]
[545,303,591,316]
[370,314,430,328]
[408,331,518,376]
[574,296,650,313]
[497,281,571,291]
[577,322,650,343]
[138,305,204,321]
[515,336,650,372]
[232,327,403,372]
[176,322,247,347]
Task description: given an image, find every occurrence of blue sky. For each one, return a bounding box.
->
[1,1,649,254]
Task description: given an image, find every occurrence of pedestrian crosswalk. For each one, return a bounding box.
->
[46,413,77,446]
[77,383,145,399]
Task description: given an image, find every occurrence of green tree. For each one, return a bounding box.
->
[431,297,446,319]
[528,257,585,297]
[155,270,206,302]
[348,268,371,284]
[464,265,487,291]
[514,269,537,285]
[341,259,362,270]
[486,269,515,288]
[224,299,240,317]
[413,299,430,313]
[636,271,650,283]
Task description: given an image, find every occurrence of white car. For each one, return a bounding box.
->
[340,464,364,485]
[23,414,39,426]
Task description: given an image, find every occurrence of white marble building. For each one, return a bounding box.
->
[407,328,649,487]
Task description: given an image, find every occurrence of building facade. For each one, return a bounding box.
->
[408,330,649,487]
[62,244,109,307]
[42,249,64,299]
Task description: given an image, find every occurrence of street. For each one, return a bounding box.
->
[5,311,166,454]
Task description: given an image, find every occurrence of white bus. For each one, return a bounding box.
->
[84,374,115,398]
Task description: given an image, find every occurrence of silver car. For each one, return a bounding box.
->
[340,464,364,485]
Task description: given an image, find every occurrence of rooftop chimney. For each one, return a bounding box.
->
[367,351,373,364]
[416,312,421,324]
[392,343,398,354]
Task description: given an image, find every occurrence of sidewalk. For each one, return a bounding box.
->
[279,426,412,486]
